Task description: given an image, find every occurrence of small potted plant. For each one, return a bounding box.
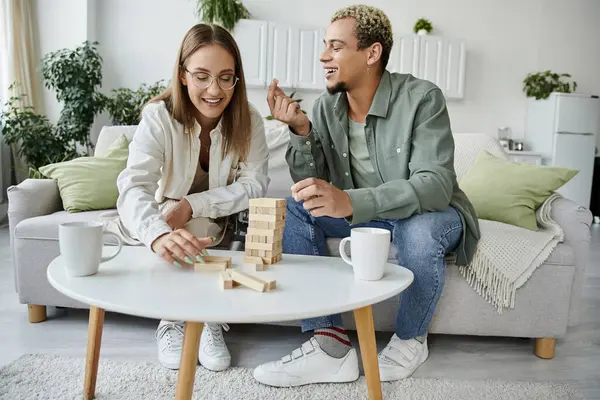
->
[413,18,433,35]
[195,0,250,31]
[522,70,577,100]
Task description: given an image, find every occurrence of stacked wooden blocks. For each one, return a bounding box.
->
[244,198,286,268]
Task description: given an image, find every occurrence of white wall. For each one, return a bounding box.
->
[35,0,600,146]
[35,0,90,125]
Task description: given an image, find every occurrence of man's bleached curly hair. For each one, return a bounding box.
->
[332,5,393,69]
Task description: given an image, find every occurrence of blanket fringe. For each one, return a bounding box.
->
[458,193,563,314]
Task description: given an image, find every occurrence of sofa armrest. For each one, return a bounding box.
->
[550,196,593,326]
[7,179,62,293]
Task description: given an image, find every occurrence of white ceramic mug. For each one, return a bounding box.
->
[58,221,123,277]
[339,227,391,281]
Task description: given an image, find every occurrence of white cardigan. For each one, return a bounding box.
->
[116,101,270,248]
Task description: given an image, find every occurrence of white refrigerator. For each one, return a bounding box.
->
[525,93,600,208]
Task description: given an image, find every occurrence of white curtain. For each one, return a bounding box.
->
[0,0,43,190]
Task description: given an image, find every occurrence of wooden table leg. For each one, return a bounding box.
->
[175,322,204,400]
[84,306,105,400]
[354,305,382,400]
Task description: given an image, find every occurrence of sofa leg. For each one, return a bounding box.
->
[534,338,555,359]
[27,304,47,323]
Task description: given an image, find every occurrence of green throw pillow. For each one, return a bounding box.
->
[39,134,130,212]
[459,150,578,230]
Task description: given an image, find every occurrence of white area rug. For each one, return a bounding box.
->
[0,354,582,400]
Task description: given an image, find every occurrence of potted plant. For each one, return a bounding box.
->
[105,80,167,125]
[1,85,76,178]
[523,70,578,100]
[195,0,250,31]
[413,18,433,35]
[41,40,106,152]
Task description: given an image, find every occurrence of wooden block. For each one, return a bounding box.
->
[262,253,282,265]
[245,240,282,251]
[249,198,286,208]
[248,219,286,230]
[219,271,234,289]
[247,227,284,239]
[248,213,286,223]
[266,279,276,291]
[254,263,267,272]
[229,269,268,292]
[203,256,232,267]
[263,250,282,258]
[244,256,263,264]
[195,262,228,271]
[249,206,287,216]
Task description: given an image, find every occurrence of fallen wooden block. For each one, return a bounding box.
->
[229,269,268,292]
[266,279,276,291]
[219,270,234,289]
[203,256,232,267]
[195,262,228,271]
[243,256,267,271]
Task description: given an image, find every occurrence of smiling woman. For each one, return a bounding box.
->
[107,23,270,373]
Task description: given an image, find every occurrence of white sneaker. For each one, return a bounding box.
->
[253,337,359,387]
[199,323,231,371]
[155,320,184,370]
[378,334,429,381]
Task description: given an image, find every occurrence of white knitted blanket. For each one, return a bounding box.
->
[459,193,564,313]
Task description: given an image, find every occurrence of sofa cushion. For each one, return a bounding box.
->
[458,150,578,230]
[38,135,130,213]
[14,210,112,241]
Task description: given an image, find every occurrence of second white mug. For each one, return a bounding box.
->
[338,227,391,281]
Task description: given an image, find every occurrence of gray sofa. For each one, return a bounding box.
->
[7,123,593,360]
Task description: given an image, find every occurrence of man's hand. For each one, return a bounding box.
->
[164,199,193,230]
[291,178,353,218]
[267,79,311,136]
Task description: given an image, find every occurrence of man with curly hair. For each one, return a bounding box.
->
[254,5,480,387]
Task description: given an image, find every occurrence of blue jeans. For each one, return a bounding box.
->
[283,197,462,340]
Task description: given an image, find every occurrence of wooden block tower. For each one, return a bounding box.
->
[245,198,286,265]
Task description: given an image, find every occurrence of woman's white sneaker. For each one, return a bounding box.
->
[155,320,184,370]
[199,323,231,371]
[378,334,429,381]
[253,337,359,387]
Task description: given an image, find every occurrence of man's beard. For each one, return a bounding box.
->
[326,81,348,95]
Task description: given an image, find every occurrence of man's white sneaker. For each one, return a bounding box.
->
[253,337,359,387]
[155,320,184,370]
[199,323,231,371]
[378,334,429,381]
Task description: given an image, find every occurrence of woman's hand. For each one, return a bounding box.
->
[151,229,212,266]
[164,199,193,230]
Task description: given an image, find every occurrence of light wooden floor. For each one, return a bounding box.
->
[1,226,599,398]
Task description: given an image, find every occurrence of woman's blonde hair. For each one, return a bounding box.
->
[150,23,251,162]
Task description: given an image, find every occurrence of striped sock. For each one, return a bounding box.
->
[313,326,352,358]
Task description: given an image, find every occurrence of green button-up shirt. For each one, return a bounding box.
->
[285,71,481,266]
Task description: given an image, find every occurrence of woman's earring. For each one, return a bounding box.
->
[367,64,371,74]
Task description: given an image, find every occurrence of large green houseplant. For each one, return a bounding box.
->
[1,85,75,178]
[41,40,106,151]
[195,0,249,30]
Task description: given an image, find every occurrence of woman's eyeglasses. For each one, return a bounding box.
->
[184,68,239,90]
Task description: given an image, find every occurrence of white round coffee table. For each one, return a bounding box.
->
[47,246,413,400]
